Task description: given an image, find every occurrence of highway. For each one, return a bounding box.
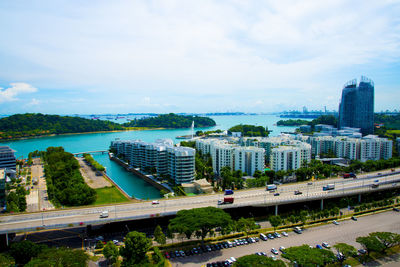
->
[0,170,399,234]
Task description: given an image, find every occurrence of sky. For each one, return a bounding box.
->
[0,0,399,115]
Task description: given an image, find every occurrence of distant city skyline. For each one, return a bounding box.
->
[0,1,399,115]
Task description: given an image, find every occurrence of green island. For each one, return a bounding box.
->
[228,124,269,137]
[0,113,216,140]
[123,113,216,128]
[277,115,338,128]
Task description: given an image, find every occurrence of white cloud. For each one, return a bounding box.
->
[27,98,40,106]
[0,83,37,103]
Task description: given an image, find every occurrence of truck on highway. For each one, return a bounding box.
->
[323,184,335,191]
[343,173,356,179]
[100,210,109,218]
[224,189,234,195]
[218,197,234,205]
[266,184,277,191]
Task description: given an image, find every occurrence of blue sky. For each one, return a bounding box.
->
[0,0,399,114]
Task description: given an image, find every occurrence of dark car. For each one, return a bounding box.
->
[274,192,280,196]
[351,216,358,221]
[393,207,400,212]
[358,249,367,255]
[294,190,303,195]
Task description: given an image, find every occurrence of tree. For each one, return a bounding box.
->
[166,227,174,243]
[25,247,89,267]
[9,240,46,265]
[237,217,258,237]
[282,244,336,266]
[168,207,232,244]
[120,231,152,266]
[0,253,14,267]
[269,215,283,231]
[334,243,357,264]
[103,241,119,265]
[299,210,308,225]
[154,225,166,245]
[356,235,385,255]
[234,254,286,266]
[370,232,400,253]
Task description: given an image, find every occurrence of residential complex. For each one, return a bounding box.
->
[338,76,374,135]
[270,142,312,172]
[308,135,392,161]
[0,146,16,170]
[110,139,195,184]
[196,139,265,176]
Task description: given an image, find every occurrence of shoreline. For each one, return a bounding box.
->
[0,127,167,142]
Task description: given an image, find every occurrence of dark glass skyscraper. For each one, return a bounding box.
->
[338,76,374,135]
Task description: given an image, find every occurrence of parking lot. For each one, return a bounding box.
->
[170,210,400,266]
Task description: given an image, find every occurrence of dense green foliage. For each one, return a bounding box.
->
[276,119,310,126]
[357,232,400,254]
[103,241,119,264]
[6,187,27,213]
[120,231,152,266]
[375,113,400,129]
[334,243,357,264]
[219,167,245,189]
[234,254,286,267]
[83,153,105,171]
[43,147,96,206]
[9,240,47,265]
[123,113,216,128]
[154,225,166,245]
[168,207,233,243]
[236,217,258,237]
[282,244,336,266]
[277,115,338,130]
[269,215,283,231]
[0,113,123,140]
[0,253,14,267]
[25,247,89,267]
[228,124,269,137]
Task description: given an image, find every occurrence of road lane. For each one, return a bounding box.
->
[0,169,399,232]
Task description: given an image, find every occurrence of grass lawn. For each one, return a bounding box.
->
[387,129,400,134]
[94,186,130,205]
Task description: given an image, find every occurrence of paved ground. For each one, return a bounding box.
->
[77,157,111,189]
[170,210,400,267]
[32,158,55,211]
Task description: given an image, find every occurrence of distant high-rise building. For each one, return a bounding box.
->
[338,76,374,135]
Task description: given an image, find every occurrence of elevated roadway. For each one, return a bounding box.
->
[0,170,399,234]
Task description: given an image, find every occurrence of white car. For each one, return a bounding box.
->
[271,248,279,255]
[281,231,288,237]
[279,246,286,252]
[230,257,237,262]
[322,242,330,248]
[152,200,159,205]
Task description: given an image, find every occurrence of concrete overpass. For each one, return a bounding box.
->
[0,170,399,235]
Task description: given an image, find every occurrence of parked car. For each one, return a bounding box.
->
[274,192,280,196]
[279,246,286,252]
[281,231,289,237]
[255,252,266,256]
[316,244,323,249]
[271,248,279,255]
[293,227,302,234]
[333,220,339,225]
[260,233,268,241]
[267,233,275,239]
[274,232,281,238]
[164,252,170,259]
[322,242,330,248]
[351,216,358,221]
[358,249,367,255]
[393,207,400,212]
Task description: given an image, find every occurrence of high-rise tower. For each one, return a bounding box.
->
[338,76,374,135]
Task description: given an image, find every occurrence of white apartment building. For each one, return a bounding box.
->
[233,146,265,176]
[270,142,312,172]
[111,139,195,184]
[196,139,265,176]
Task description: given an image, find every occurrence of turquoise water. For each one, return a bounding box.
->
[1,115,305,199]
